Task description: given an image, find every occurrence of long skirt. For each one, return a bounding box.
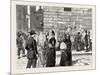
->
[60,50,72,66]
[37,47,46,67]
[41,50,46,67]
[46,48,56,67]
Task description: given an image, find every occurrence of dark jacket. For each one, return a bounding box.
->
[74,34,81,50]
[16,37,24,49]
[25,36,38,59]
[84,34,88,46]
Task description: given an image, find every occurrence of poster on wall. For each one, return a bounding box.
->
[11,0,96,74]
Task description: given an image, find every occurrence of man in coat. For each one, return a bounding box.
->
[84,30,89,52]
[75,32,81,51]
[16,31,25,59]
[25,30,38,68]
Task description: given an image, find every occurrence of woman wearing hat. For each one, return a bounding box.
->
[60,34,72,66]
[46,30,56,67]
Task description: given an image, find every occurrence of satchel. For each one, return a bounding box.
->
[27,50,37,59]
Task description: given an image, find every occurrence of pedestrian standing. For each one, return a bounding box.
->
[37,32,46,67]
[43,32,49,67]
[75,32,81,51]
[88,31,91,51]
[16,31,25,59]
[25,30,38,68]
[60,34,72,66]
[84,30,89,52]
[46,30,56,67]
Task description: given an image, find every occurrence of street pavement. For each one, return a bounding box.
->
[16,50,92,69]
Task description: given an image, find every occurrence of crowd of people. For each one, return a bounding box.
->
[73,30,92,52]
[16,29,92,68]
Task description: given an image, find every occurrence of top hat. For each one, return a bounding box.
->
[28,30,36,35]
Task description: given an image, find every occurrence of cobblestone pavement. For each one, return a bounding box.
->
[16,51,92,69]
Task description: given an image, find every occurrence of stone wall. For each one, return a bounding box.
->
[43,7,92,29]
[43,6,92,41]
[16,5,92,41]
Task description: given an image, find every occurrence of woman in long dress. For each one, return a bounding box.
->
[43,33,49,67]
[46,30,56,67]
[37,32,46,67]
[60,34,72,66]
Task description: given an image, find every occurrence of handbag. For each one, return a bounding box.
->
[60,42,67,50]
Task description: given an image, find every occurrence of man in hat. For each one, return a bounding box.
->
[25,30,38,68]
